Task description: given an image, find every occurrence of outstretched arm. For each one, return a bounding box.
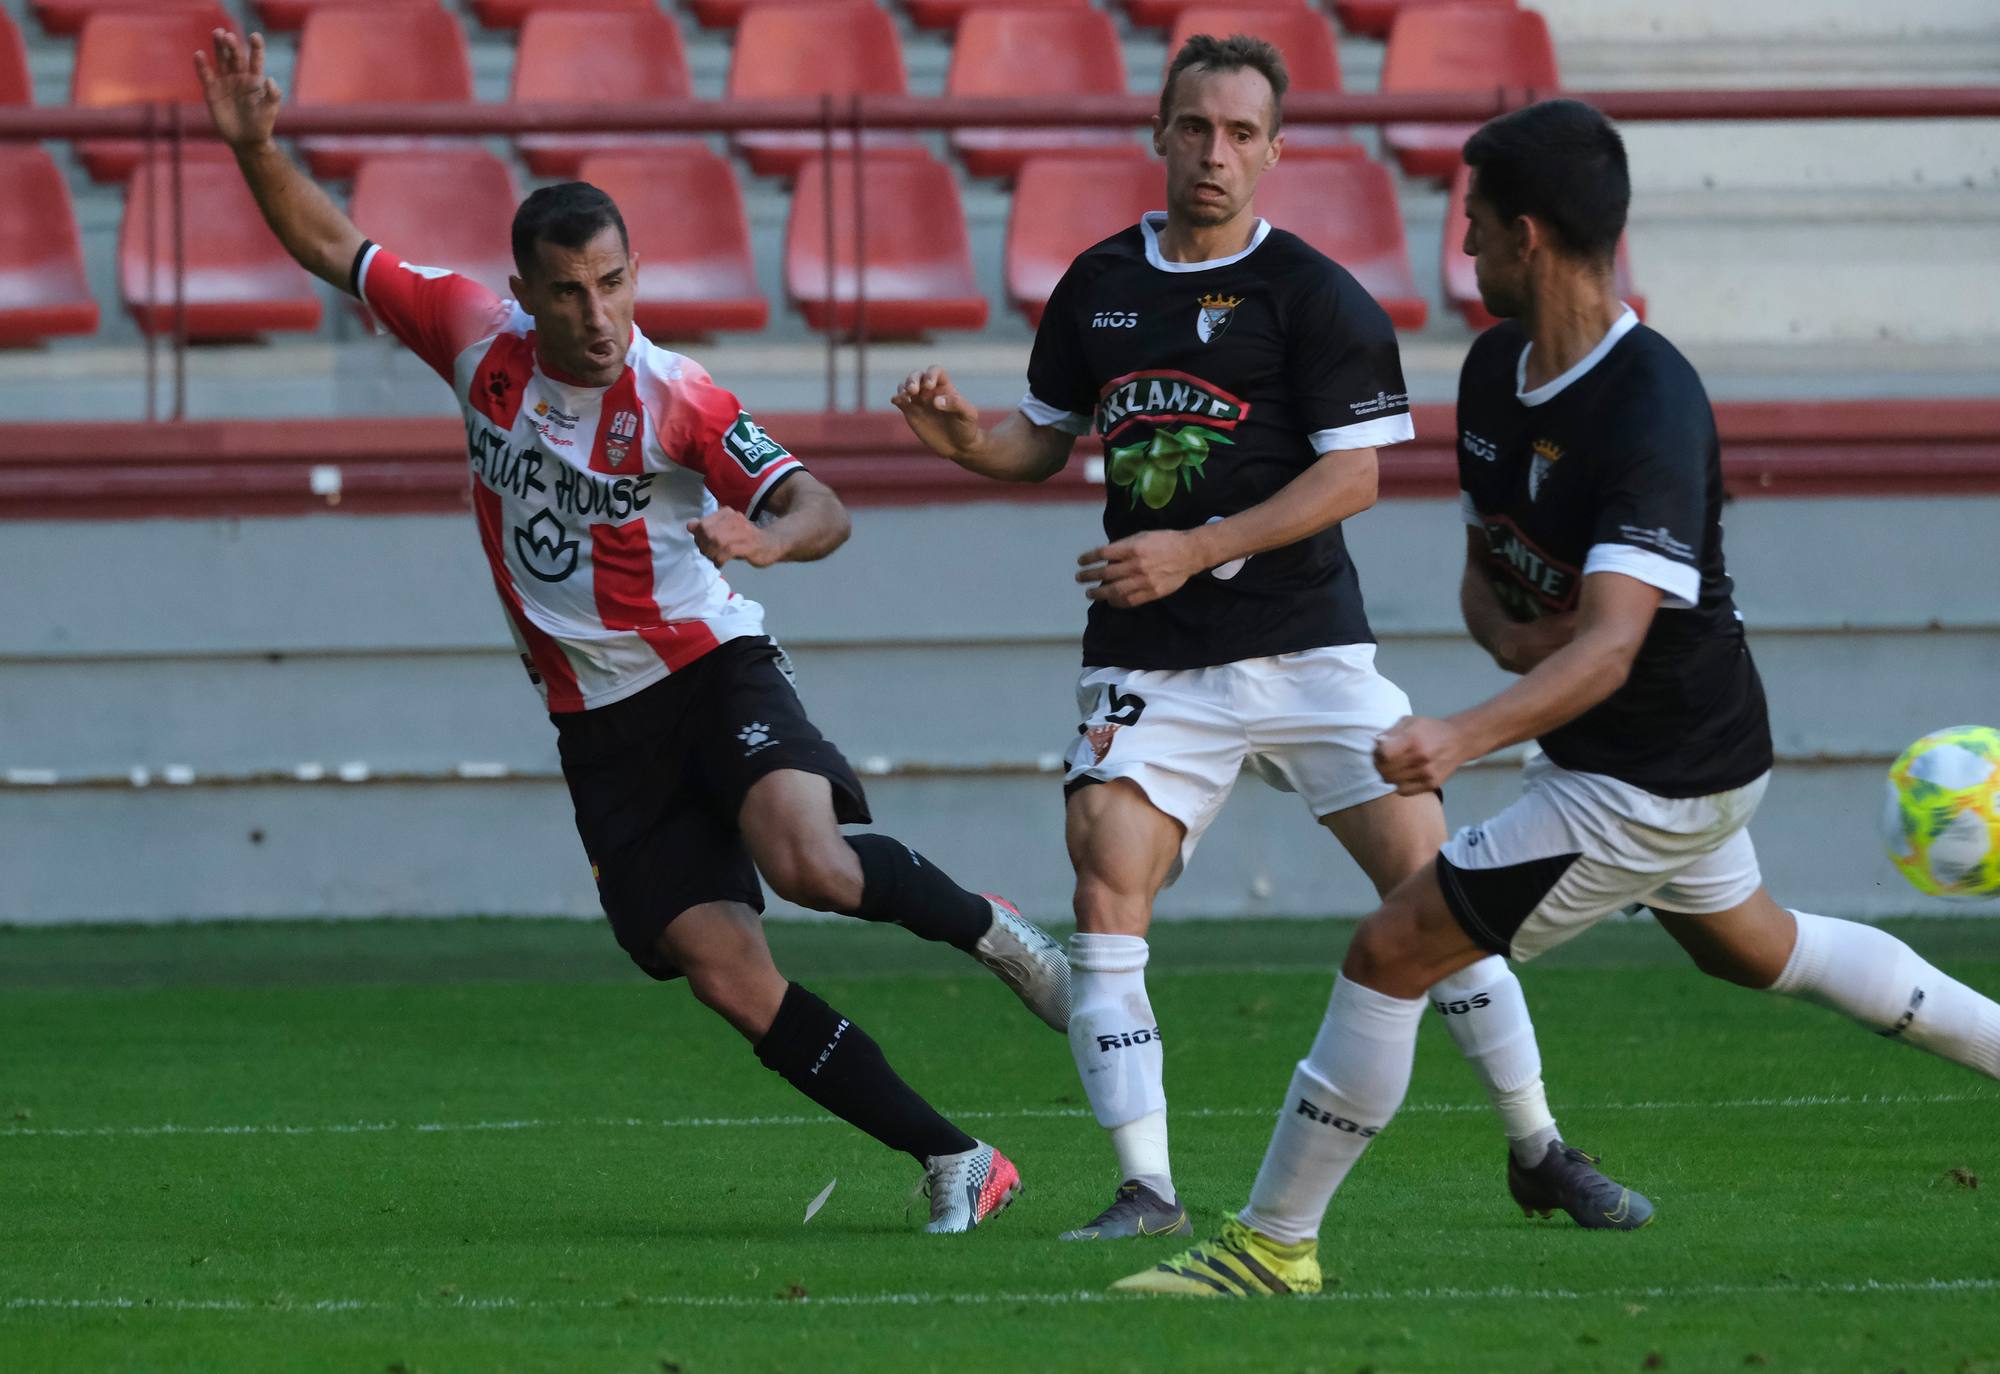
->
[687,472,851,569]
[1376,570,1662,794]
[195,29,363,292]
[1078,445,1379,609]
[892,366,1075,483]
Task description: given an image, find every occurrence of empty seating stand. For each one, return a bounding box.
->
[119,154,322,338]
[1165,7,1360,158]
[251,0,435,31]
[1442,166,1644,327]
[0,147,100,345]
[32,0,216,38]
[348,152,520,300]
[906,0,1086,32]
[512,8,696,178]
[1004,151,1157,327]
[1257,157,1427,328]
[948,8,1133,180]
[786,152,987,337]
[1381,3,1558,179]
[71,5,233,182]
[689,0,853,30]
[1124,0,1307,31]
[471,0,656,27]
[577,151,768,338]
[0,11,29,106]
[1331,0,1511,39]
[293,4,475,178]
[729,3,917,178]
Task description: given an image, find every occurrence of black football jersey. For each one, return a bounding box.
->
[1026,215,1413,670]
[1456,313,1772,798]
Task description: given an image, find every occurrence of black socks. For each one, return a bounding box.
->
[753,982,976,1164]
[843,834,992,953]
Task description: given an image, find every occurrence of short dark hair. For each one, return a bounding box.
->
[510,181,629,278]
[1462,99,1628,262]
[1160,33,1288,134]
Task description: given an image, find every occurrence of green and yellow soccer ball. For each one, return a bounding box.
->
[1880,725,2000,898]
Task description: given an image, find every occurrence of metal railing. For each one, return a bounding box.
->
[0,86,1994,418]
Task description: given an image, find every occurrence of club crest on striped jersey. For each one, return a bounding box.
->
[606,408,638,468]
[1195,292,1241,344]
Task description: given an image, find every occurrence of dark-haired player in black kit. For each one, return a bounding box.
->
[898,37,1640,1242]
[1119,98,2000,1297]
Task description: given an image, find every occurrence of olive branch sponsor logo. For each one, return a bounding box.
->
[1106,424,1234,509]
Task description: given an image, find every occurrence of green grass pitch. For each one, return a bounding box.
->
[2,916,1996,1373]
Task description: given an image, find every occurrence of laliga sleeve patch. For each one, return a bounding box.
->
[721,411,793,477]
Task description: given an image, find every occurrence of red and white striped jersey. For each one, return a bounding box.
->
[355,243,805,712]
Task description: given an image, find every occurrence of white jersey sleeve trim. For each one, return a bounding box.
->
[1019,391,1092,436]
[352,241,385,330]
[1309,412,1415,454]
[1583,542,1699,610]
[1459,490,1483,528]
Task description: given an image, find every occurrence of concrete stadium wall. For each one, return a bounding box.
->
[4,493,1997,926]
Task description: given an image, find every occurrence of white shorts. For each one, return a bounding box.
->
[1062,644,1413,883]
[1436,752,1771,962]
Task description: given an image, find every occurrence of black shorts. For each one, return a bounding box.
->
[553,636,870,979]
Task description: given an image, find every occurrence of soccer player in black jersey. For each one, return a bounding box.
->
[898,37,1642,1240]
[1119,99,2000,1296]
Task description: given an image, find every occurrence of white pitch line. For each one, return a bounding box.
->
[1,1090,1993,1142]
[6,1276,1998,1318]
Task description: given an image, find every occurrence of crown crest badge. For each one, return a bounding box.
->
[1528,438,1564,501]
[1195,292,1242,344]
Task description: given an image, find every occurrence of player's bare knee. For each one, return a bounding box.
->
[1341,905,1435,998]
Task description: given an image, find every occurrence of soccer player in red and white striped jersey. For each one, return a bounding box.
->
[197,27,1065,1232]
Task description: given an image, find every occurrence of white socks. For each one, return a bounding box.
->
[1429,956,1560,1164]
[1772,911,2000,1077]
[1068,932,1174,1199]
[1240,975,1426,1245]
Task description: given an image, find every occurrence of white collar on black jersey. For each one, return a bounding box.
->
[1139,211,1272,273]
[1515,306,1640,407]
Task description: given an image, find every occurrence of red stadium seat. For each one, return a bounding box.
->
[31,0,216,39]
[1381,4,1558,180]
[1164,7,1361,159]
[786,152,987,337]
[293,4,474,179]
[1257,157,1427,329]
[0,147,100,344]
[71,6,233,182]
[689,0,866,30]
[1331,0,1510,39]
[1004,150,1157,327]
[348,152,520,300]
[471,0,655,28]
[118,154,322,338]
[728,3,916,178]
[0,11,29,106]
[1442,166,1644,328]
[906,0,1085,34]
[577,151,767,338]
[948,8,1132,180]
[512,9,696,177]
[1123,0,1306,32]
[250,0,435,31]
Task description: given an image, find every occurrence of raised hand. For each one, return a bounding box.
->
[1373,715,1469,795]
[194,29,282,151]
[890,365,983,461]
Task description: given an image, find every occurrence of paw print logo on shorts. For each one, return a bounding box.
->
[738,722,774,754]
